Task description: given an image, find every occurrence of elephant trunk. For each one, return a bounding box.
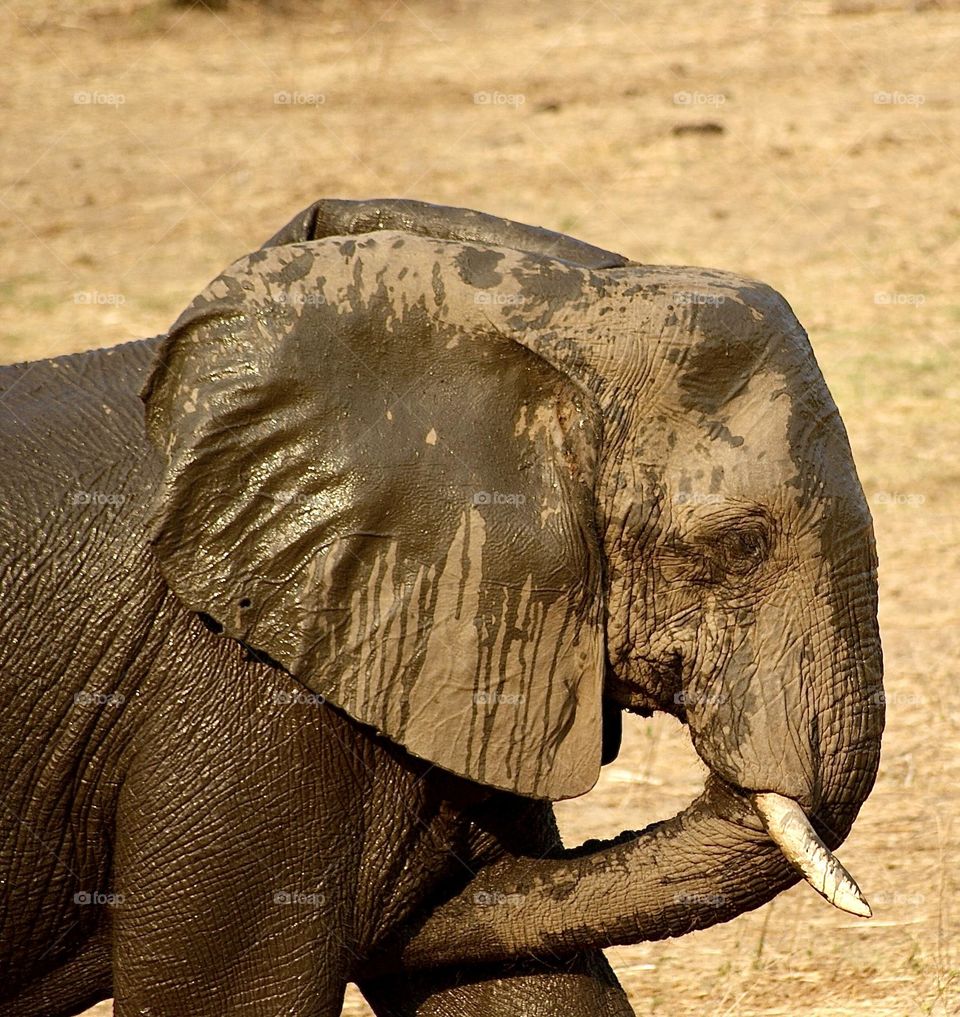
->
[390,774,868,970]
[390,779,795,968]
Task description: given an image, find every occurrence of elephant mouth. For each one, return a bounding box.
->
[750,791,871,917]
[604,663,872,917]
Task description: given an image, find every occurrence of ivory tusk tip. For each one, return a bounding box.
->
[833,887,872,918]
[752,792,873,921]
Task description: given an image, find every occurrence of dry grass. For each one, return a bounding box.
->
[1,1,957,1013]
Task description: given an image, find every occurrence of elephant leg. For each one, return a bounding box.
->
[357,950,634,1016]
[359,795,634,1015]
[111,715,357,1017]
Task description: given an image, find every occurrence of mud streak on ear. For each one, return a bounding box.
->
[143,232,607,801]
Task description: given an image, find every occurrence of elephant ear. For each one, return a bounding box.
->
[142,233,606,800]
[261,196,629,269]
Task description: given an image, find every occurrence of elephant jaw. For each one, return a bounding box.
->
[752,792,871,917]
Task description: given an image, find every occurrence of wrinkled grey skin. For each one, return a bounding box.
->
[0,199,883,1014]
[0,202,633,1016]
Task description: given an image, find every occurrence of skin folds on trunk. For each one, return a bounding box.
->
[384,780,806,970]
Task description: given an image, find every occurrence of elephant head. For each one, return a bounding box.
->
[142,200,883,954]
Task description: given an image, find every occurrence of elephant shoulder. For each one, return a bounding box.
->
[0,337,165,609]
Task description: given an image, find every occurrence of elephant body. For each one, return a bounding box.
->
[0,337,638,1012]
[0,199,883,1014]
[0,340,630,1015]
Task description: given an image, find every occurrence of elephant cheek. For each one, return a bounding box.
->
[683,629,819,810]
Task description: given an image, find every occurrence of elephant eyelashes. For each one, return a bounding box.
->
[709,525,770,576]
[668,521,771,584]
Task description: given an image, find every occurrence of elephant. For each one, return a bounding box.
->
[0,198,884,1016]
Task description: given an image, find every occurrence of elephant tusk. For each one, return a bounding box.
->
[752,792,872,918]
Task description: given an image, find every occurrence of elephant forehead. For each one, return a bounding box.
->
[654,366,803,502]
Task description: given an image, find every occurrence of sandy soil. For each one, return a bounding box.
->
[2,1,957,1013]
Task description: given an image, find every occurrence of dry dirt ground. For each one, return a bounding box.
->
[2,0,958,1014]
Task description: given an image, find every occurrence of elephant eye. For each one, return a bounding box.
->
[712,525,769,574]
[664,514,772,585]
